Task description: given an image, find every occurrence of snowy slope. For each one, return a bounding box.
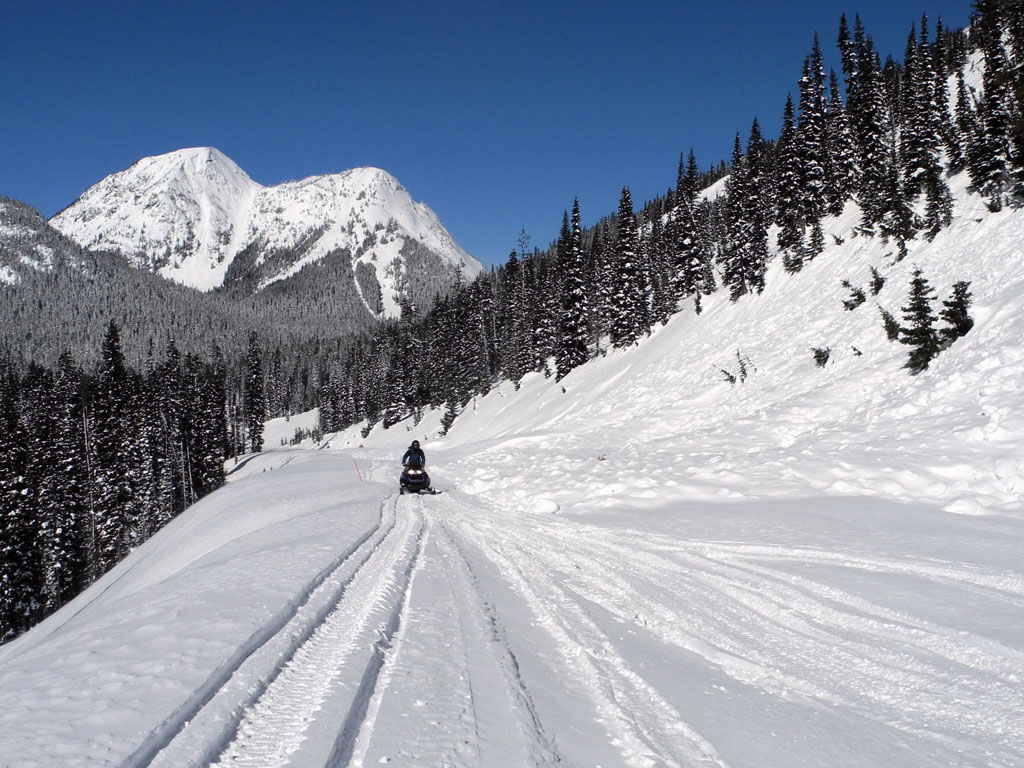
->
[50,148,481,312]
[0,198,67,285]
[3,173,1024,767]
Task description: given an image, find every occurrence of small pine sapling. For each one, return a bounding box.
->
[736,350,755,382]
[899,268,941,374]
[842,280,867,310]
[879,305,901,340]
[440,400,459,435]
[869,266,886,295]
[812,347,831,367]
[808,222,825,259]
[939,281,974,346]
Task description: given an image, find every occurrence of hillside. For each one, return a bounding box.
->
[1,169,1022,767]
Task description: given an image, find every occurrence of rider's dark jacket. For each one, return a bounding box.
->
[402,447,426,467]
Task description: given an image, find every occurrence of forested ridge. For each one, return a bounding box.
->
[322,2,1018,435]
[3,0,1022,642]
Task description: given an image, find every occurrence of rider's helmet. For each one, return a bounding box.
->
[411,440,420,448]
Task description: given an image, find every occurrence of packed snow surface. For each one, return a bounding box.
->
[3,175,1024,767]
[49,148,481,308]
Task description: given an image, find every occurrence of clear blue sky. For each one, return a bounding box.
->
[1,1,973,266]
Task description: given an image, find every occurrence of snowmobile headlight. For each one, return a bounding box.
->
[409,469,423,476]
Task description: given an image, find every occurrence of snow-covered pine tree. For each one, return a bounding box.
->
[724,134,751,301]
[0,369,38,641]
[610,187,645,346]
[192,350,228,496]
[970,2,1016,209]
[501,251,533,386]
[244,330,265,453]
[955,68,981,168]
[556,198,590,379]
[91,321,135,573]
[53,353,91,596]
[848,23,893,231]
[776,94,806,273]
[939,280,974,345]
[648,210,675,325]
[798,40,829,227]
[931,17,963,172]
[532,259,559,374]
[745,119,771,290]
[899,268,941,373]
[21,364,70,617]
[826,69,859,215]
[878,131,919,258]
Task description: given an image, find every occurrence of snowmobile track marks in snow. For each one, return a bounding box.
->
[135,498,403,768]
[434,492,727,768]
[346,494,563,767]
[208,497,423,767]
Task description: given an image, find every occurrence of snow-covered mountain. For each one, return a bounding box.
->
[0,197,84,285]
[3,168,1024,767]
[50,148,481,316]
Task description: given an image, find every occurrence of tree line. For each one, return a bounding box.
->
[322,1,1020,435]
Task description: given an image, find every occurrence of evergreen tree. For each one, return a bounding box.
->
[970,4,1017,208]
[610,187,645,346]
[939,280,974,345]
[92,321,134,572]
[723,134,750,301]
[672,149,708,298]
[0,369,38,640]
[826,70,859,214]
[878,134,919,258]
[954,69,980,174]
[776,94,805,272]
[931,18,962,171]
[798,41,829,225]
[556,199,590,378]
[531,260,559,373]
[244,330,265,453]
[849,25,894,230]
[900,268,941,373]
[501,250,533,385]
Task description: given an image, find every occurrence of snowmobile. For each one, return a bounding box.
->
[400,461,435,494]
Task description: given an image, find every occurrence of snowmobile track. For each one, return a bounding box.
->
[133,498,399,768]
[435,492,727,768]
[208,496,423,766]
[344,493,563,767]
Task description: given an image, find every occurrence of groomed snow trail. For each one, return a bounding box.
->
[346,494,561,767]
[433,492,729,768]
[123,477,1024,768]
[429,489,1024,768]
[135,501,392,768]
[206,496,423,767]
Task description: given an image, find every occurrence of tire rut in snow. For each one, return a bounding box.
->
[442,494,1024,765]
[436,492,726,768]
[129,501,393,768]
[344,493,563,767]
[208,498,423,767]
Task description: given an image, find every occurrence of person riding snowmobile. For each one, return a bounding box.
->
[402,440,426,468]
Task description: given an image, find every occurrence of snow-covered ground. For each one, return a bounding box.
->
[2,175,1024,767]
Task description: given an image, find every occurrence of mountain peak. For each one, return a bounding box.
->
[50,149,481,313]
